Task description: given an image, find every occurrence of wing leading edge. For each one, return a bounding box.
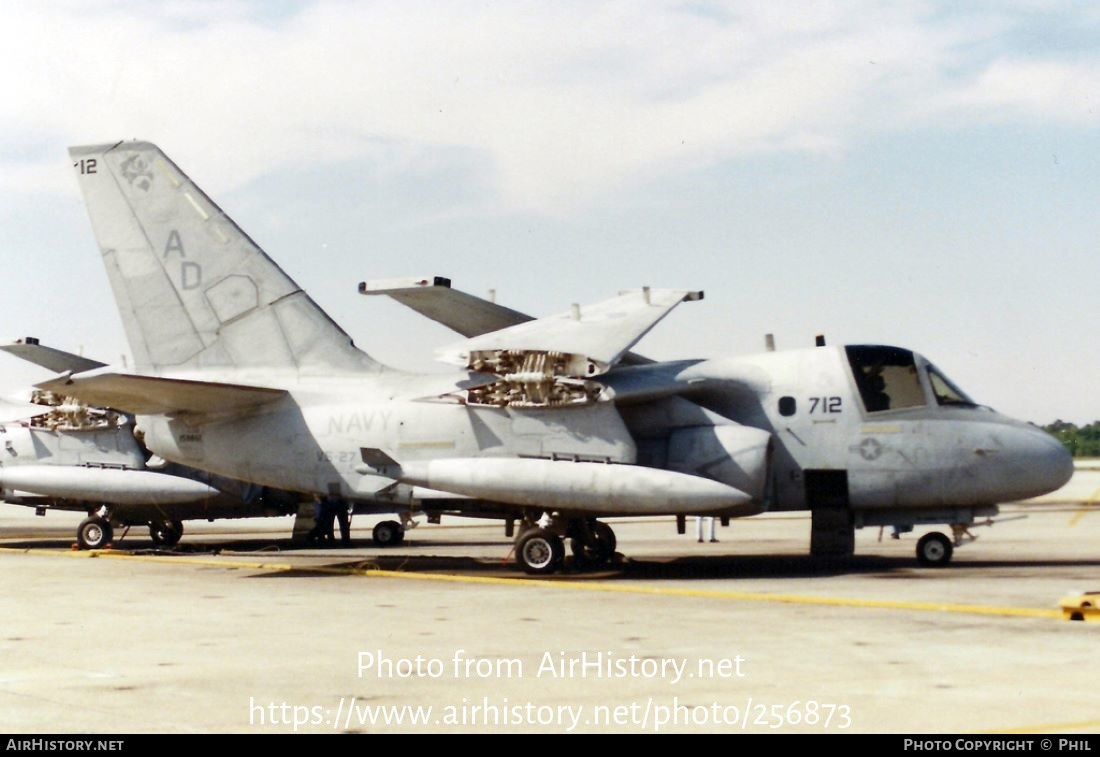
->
[34,370,287,416]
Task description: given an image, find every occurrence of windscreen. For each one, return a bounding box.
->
[845,345,926,413]
[926,364,978,407]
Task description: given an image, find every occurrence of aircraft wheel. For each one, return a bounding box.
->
[77,516,113,550]
[516,529,565,575]
[372,520,405,547]
[570,521,616,570]
[591,520,616,553]
[916,532,953,567]
[149,520,184,547]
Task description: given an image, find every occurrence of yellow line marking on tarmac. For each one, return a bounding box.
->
[1069,485,1100,526]
[0,546,1062,620]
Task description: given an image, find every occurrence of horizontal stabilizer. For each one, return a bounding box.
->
[0,338,107,375]
[34,370,286,416]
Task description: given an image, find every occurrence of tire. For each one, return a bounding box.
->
[593,521,616,553]
[149,520,184,547]
[77,516,113,550]
[570,520,616,570]
[516,529,565,575]
[916,532,953,567]
[372,520,404,547]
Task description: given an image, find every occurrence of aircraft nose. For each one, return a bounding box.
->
[988,424,1074,501]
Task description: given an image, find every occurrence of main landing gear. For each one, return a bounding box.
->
[75,510,186,551]
[372,519,406,547]
[514,515,618,575]
[149,519,184,547]
[77,515,113,550]
[372,513,420,546]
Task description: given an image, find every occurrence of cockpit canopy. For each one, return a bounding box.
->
[845,345,978,414]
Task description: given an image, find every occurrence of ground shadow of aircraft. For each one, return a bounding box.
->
[25,140,1072,574]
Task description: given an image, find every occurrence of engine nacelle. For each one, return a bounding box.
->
[667,424,773,501]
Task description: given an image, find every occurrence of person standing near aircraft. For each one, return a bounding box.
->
[331,495,352,547]
[696,516,717,543]
[312,493,351,546]
[310,495,349,546]
[308,496,332,544]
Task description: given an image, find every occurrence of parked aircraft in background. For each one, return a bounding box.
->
[0,338,426,550]
[0,374,305,549]
[33,140,1071,574]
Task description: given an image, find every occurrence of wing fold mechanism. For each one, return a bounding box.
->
[362,284,702,409]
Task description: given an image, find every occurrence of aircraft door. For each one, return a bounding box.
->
[804,469,854,557]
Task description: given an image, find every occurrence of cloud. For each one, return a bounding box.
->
[930,59,1100,125]
[1,1,1098,210]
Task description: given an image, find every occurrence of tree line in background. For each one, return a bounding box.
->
[1044,421,1100,457]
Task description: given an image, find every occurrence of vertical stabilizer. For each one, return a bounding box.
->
[69,141,383,376]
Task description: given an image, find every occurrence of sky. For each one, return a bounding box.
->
[0,0,1098,425]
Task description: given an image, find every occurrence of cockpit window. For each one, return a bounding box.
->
[927,365,977,407]
[845,345,926,413]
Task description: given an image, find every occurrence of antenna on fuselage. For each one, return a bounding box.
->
[815,334,826,347]
[765,334,776,352]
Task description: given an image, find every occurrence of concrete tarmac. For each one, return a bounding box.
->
[2,470,1099,735]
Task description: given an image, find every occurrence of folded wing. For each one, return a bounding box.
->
[0,338,108,375]
[35,370,287,416]
[440,287,700,375]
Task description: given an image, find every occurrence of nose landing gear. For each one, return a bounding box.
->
[915,531,954,567]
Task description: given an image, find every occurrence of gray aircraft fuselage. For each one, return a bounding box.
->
[132,343,1069,524]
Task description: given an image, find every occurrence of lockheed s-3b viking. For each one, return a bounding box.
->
[36,140,1071,574]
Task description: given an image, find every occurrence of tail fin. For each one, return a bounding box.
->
[68,141,383,376]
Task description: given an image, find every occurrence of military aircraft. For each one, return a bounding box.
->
[0,388,306,550]
[37,139,1072,574]
[0,339,312,549]
[0,338,434,550]
[361,276,1077,568]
